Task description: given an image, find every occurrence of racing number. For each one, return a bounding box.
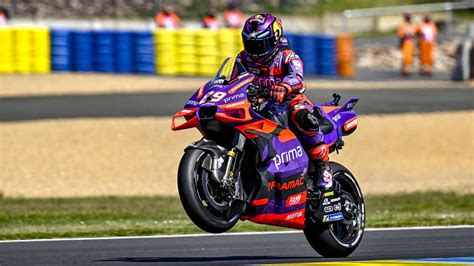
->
[199,91,227,104]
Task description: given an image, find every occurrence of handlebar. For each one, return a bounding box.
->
[247,83,269,100]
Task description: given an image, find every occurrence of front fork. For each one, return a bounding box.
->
[220,133,246,191]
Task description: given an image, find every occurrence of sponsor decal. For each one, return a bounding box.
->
[248,67,261,74]
[323,212,343,222]
[322,198,330,206]
[323,170,332,183]
[286,192,306,207]
[268,176,304,191]
[330,197,340,203]
[292,60,302,68]
[223,93,245,103]
[325,203,341,213]
[285,53,300,64]
[186,100,198,106]
[228,77,253,94]
[346,102,356,109]
[344,118,358,131]
[285,210,303,221]
[332,114,341,122]
[324,206,333,213]
[292,104,305,111]
[253,76,283,89]
[237,73,251,79]
[225,101,245,108]
[273,145,304,170]
[323,191,334,197]
[250,14,265,23]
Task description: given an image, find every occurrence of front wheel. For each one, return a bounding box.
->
[304,162,365,257]
[178,148,243,233]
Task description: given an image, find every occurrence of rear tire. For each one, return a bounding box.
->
[178,148,241,233]
[304,162,365,257]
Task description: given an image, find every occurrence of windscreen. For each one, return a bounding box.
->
[212,57,248,85]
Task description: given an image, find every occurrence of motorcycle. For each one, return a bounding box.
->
[172,57,365,257]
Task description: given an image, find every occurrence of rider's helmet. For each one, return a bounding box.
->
[242,13,283,63]
[403,12,412,23]
[423,13,431,23]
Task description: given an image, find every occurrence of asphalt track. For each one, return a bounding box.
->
[0,227,473,265]
[1,88,473,121]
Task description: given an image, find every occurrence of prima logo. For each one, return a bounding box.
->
[273,146,304,170]
[253,76,283,89]
[223,93,245,103]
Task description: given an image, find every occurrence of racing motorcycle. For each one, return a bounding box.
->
[172,57,364,257]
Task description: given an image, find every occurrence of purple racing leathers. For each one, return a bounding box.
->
[236,40,328,167]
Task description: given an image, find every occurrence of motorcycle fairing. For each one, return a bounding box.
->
[314,98,359,147]
[240,127,309,230]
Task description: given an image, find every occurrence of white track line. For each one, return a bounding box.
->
[0,225,473,244]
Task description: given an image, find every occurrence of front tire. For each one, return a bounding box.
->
[178,148,242,233]
[304,162,365,257]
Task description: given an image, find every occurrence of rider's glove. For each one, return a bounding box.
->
[270,83,292,103]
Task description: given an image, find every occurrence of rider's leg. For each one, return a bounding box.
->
[288,96,333,191]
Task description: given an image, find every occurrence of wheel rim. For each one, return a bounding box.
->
[329,172,365,248]
[193,152,241,223]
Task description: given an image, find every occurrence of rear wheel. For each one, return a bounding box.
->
[304,162,365,257]
[178,148,243,233]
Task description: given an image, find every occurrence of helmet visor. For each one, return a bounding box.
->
[243,36,277,56]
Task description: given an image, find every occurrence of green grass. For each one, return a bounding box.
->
[0,192,472,240]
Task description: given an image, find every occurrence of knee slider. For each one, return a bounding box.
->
[294,109,319,131]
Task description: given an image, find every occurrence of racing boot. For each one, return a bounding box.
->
[306,144,343,223]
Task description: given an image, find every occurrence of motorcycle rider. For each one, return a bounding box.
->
[237,14,335,195]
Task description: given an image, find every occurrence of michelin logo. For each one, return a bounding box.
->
[273,146,304,170]
[323,212,343,222]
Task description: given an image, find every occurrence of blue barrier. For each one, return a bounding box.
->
[50,29,72,71]
[132,31,155,74]
[47,29,338,77]
[317,35,337,76]
[93,31,115,72]
[71,30,93,72]
[295,34,318,76]
[115,31,133,73]
[284,33,298,51]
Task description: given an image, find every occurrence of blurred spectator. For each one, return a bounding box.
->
[224,2,243,28]
[398,12,417,76]
[203,8,219,29]
[470,23,474,86]
[417,13,438,75]
[155,5,180,29]
[0,6,10,26]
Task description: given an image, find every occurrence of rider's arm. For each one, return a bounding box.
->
[236,51,247,68]
[279,50,305,95]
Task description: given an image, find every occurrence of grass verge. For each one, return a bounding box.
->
[0,192,472,240]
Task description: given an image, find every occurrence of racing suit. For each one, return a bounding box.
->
[237,40,332,189]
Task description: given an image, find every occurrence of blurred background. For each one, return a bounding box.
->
[0,0,472,78]
[0,0,472,239]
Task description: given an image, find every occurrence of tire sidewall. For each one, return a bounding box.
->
[304,162,365,257]
[178,149,239,233]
